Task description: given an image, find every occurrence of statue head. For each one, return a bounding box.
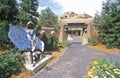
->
[40,30,46,35]
[26,21,35,29]
[51,31,56,35]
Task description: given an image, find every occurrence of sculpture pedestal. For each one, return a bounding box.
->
[24,53,52,73]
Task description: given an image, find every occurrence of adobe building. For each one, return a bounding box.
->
[58,12,93,45]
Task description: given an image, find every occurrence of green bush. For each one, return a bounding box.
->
[41,34,59,51]
[88,37,100,46]
[0,21,12,49]
[63,40,71,46]
[93,0,120,49]
[57,41,65,47]
[0,48,24,78]
[41,34,71,51]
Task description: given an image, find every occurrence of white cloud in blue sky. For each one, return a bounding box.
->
[38,0,63,15]
[38,0,105,17]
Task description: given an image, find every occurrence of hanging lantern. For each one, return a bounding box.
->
[83,24,88,33]
[64,25,68,32]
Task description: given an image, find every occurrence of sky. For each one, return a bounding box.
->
[38,0,105,17]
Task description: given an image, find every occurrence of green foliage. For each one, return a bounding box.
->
[39,7,58,31]
[0,0,18,23]
[88,37,100,46]
[0,0,39,49]
[47,36,58,50]
[18,0,39,26]
[0,0,18,48]
[41,34,58,51]
[93,0,120,48]
[0,48,24,78]
[40,34,71,51]
[55,41,71,47]
[16,12,31,26]
[57,41,65,47]
[62,40,71,46]
[89,58,120,78]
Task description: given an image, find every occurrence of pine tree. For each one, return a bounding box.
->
[39,7,58,30]
[0,0,18,23]
[18,0,39,26]
[0,0,18,48]
[93,0,120,48]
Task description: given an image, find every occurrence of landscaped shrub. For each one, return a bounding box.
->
[93,0,120,49]
[0,48,24,78]
[0,21,12,49]
[57,41,65,47]
[62,40,71,46]
[47,36,58,50]
[41,34,59,51]
[88,58,120,78]
[41,33,71,51]
[40,33,48,50]
[88,37,100,46]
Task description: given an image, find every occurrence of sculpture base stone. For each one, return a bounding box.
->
[24,55,52,73]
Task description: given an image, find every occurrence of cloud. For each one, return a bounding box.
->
[38,0,105,17]
[37,6,47,14]
[38,0,63,15]
[53,0,104,17]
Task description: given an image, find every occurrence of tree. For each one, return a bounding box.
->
[38,7,58,30]
[0,0,18,48]
[93,11,102,29]
[17,0,39,26]
[0,0,18,23]
[93,0,120,48]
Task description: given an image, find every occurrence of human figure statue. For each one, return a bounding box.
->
[25,22,42,63]
[8,21,44,65]
[25,22,36,52]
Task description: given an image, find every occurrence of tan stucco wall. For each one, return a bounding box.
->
[58,12,93,44]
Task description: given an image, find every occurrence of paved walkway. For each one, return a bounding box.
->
[33,37,120,78]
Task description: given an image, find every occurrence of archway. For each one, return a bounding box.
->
[66,23,85,42]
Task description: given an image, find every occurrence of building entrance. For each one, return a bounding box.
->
[73,30,81,36]
[66,23,85,41]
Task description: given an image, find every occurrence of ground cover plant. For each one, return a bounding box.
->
[88,58,120,78]
[0,48,24,78]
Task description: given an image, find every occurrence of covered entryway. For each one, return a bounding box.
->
[65,23,85,42]
[58,12,93,45]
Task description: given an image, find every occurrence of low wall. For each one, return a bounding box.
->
[39,27,59,39]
